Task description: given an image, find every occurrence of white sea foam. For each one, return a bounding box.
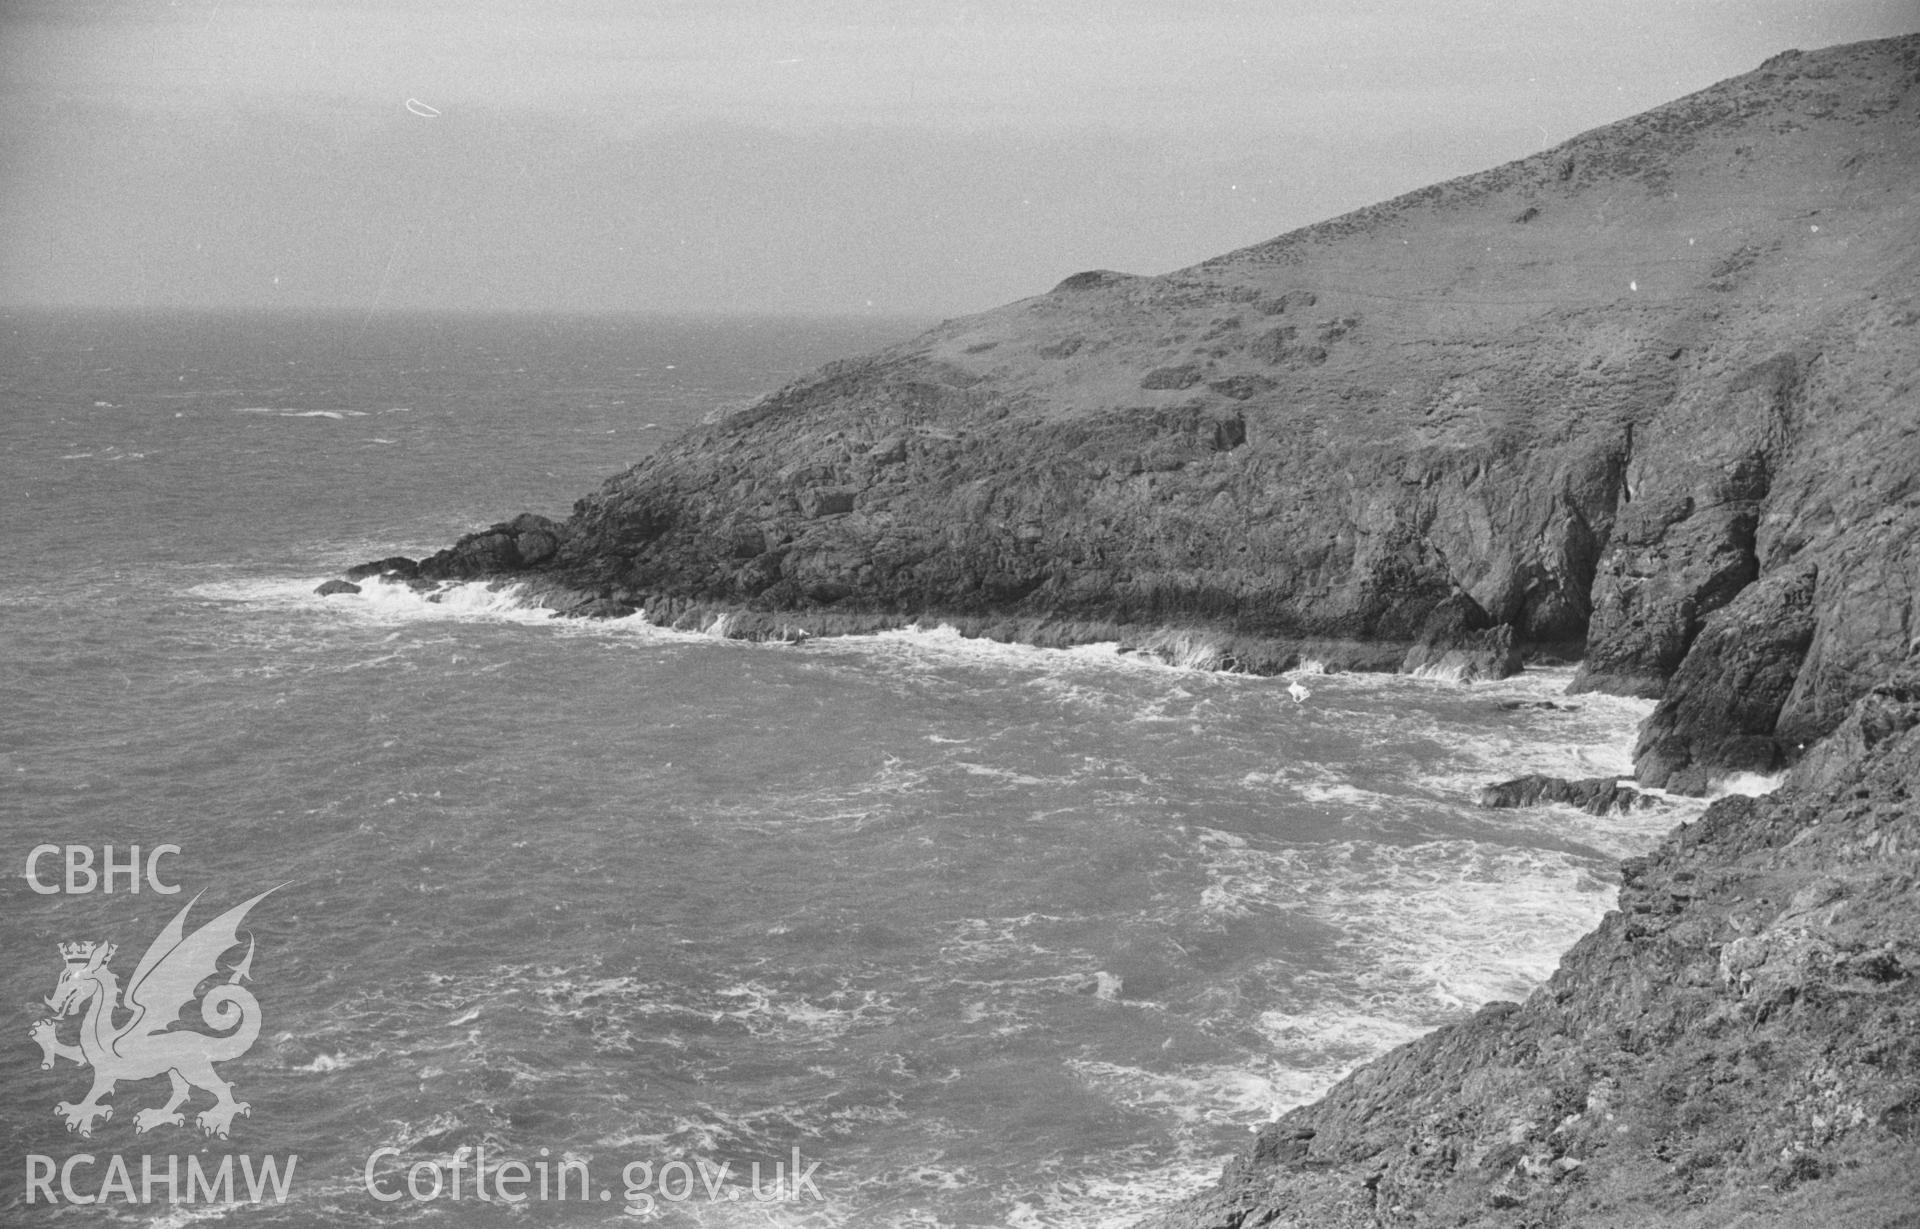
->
[233,406,365,418]
[190,576,355,605]
[1141,629,1234,671]
[1070,1058,1296,1128]
[191,573,561,628]
[1190,830,1618,1020]
[1711,770,1786,797]
[829,622,1261,684]
[145,1207,259,1229]
[350,576,550,622]
[59,446,144,461]
[255,572,783,646]
[837,623,1127,671]
[1039,1061,1305,1225]
[1403,660,1472,683]
[193,573,603,633]
[1003,1148,1226,1229]
[1402,699,1654,803]
[706,979,900,1043]
[1255,1008,1430,1072]
[1242,765,1397,812]
[957,762,1053,787]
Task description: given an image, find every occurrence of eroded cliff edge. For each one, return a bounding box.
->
[361,35,1920,794]
[1146,666,1920,1228]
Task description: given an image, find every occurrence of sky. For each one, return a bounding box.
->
[1,1,1914,317]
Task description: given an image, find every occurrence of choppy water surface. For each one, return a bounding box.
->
[2,310,1686,1226]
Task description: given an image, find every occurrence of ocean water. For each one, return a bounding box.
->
[3,309,1685,1227]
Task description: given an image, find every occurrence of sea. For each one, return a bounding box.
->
[2,308,1707,1227]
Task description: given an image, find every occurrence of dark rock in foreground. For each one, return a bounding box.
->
[1149,665,1920,1229]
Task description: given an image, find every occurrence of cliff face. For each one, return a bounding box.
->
[1147,666,1920,1229]
[391,35,1920,789]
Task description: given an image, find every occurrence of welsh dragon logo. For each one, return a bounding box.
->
[30,887,280,1139]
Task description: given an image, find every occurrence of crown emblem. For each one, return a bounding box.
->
[58,941,114,966]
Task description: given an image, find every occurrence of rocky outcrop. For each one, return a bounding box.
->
[1401,594,1523,681]
[343,555,419,582]
[341,35,1920,796]
[415,512,566,580]
[1149,664,1920,1229]
[1631,562,1819,791]
[1475,775,1657,817]
[1787,668,1920,794]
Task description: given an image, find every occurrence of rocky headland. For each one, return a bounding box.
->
[331,33,1920,1225]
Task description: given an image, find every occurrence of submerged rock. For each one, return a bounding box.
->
[344,555,417,582]
[1475,774,1657,816]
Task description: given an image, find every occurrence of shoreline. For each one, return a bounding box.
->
[321,558,1579,685]
[317,567,1585,675]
